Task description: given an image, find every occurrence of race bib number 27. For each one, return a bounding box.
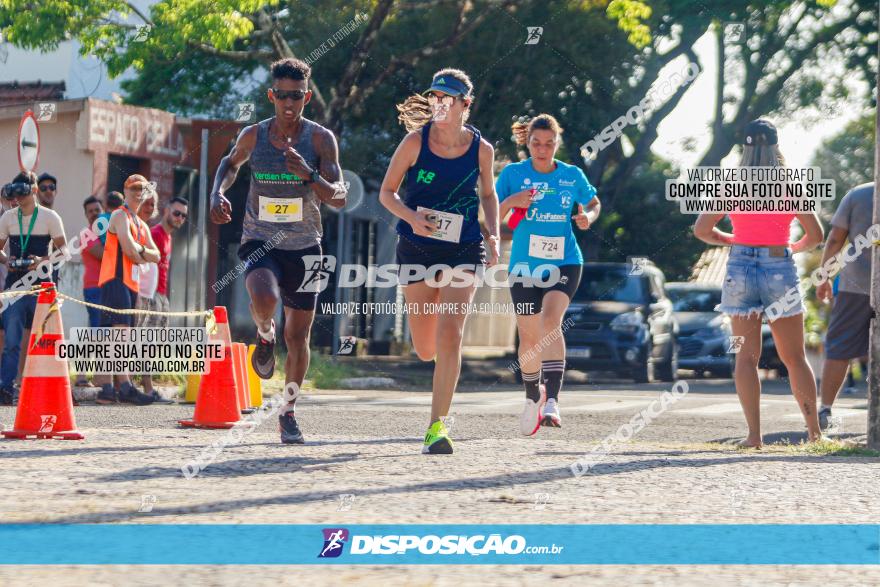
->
[259,196,303,223]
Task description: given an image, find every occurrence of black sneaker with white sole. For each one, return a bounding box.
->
[252,335,276,379]
[279,410,304,444]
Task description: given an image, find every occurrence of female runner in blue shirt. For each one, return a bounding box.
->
[380,69,500,454]
[497,114,601,435]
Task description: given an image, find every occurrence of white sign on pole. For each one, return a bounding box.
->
[18,111,40,172]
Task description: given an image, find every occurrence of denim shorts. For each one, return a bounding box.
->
[717,245,802,320]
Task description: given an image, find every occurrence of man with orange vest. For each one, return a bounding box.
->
[94,174,161,405]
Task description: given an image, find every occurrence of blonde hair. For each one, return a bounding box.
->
[397,68,474,132]
[739,144,785,167]
[511,113,564,146]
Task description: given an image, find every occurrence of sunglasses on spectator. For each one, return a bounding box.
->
[39,184,56,192]
[272,89,307,101]
[172,210,188,219]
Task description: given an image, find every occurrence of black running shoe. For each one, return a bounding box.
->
[279,410,304,444]
[252,334,276,379]
[119,382,155,406]
[818,406,832,431]
[96,384,118,405]
[0,387,13,406]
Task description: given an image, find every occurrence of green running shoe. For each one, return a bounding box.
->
[422,419,454,454]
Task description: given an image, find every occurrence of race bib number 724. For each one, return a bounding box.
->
[528,234,564,260]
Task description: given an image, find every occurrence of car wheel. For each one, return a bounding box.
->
[712,356,735,379]
[656,341,678,382]
[632,344,654,384]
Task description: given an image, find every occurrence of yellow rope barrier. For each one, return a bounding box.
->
[4,284,218,335]
[53,290,213,320]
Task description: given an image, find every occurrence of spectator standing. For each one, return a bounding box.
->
[93,175,160,406]
[74,195,105,388]
[36,172,57,209]
[816,183,875,428]
[0,171,67,405]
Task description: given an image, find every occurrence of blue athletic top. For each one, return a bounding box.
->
[496,158,597,272]
[396,122,483,245]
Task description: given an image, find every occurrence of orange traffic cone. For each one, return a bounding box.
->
[179,307,240,429]
[233,342,254,414]
[3,282,83,440]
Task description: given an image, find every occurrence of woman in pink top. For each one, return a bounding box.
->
[694,119,824,447]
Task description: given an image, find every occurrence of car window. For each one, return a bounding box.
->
[575,269,646,304]
[667,288,722,312]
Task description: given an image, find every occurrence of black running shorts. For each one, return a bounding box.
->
[240,241,323,311]
[395,236,486,286]
[508,264,582,316]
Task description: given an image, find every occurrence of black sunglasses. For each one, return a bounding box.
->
[272,89,307,101]
[39,184,56,192]
[172,210,188,219]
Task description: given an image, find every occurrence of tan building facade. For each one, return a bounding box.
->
[1,98,238,330]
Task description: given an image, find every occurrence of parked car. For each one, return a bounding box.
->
[563,261,678,383]
[759,323,787,376]
[666,282,786,377]
[666,282,735,378]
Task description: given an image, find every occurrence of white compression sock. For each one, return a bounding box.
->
[257,320,275,342]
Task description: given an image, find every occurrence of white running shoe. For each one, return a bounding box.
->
[541,398,561,428]
[519,384,546,436]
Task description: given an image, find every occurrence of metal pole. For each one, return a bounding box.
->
[332,209,346,356]
[868,16,880,449]
[196,129,209,318]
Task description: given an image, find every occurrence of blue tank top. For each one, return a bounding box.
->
[397,122,482,244]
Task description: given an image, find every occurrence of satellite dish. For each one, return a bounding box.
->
[18,111,40,172]
[329,169,364,213]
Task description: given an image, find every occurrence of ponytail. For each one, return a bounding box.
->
[510,113,564,146]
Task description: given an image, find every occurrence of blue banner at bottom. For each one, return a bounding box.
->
[1,524,878,565]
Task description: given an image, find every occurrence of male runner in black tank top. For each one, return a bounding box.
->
[210,58,347,444]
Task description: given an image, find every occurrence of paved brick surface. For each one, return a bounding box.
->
[1,381,878,585]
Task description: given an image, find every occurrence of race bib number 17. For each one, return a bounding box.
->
[417,207,463,243]
[259,196,303,223]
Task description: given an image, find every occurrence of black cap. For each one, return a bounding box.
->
[37,172,57,185]
[743,119,778,146]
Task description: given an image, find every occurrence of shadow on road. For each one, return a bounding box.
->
[21,444,873,525]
